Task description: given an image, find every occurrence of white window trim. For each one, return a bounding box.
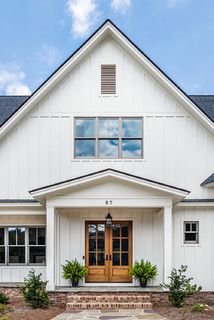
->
[182,220,200,247]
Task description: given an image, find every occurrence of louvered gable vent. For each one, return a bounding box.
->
[101,64,116,94]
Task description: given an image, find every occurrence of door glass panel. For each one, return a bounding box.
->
[122,239,128,251]
[113,239,120,251]
[97,224,105,238]
[113,253,120,266]
[121,225,128,237]
[98,239,105,251]
[97,252,105,266]
[89,253,96,266]
[89,225,96,237]
[113,224,120,237]
[89,239,96,251]
[121,253,128,266]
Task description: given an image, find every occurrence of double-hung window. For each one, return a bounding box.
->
[29,228,46,264]
[8,227,25,264]
[184,221,199,244]
[0,227,46,265]
[74,117,143,159]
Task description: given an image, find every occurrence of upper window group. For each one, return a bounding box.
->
[74,117,143,159]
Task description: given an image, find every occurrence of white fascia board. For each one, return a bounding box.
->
[108,24,214,134]
[30,171,189,199]
[176,201,214,207]
[0,202,42,207]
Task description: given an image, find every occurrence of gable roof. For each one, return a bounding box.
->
[0,96,29,126]
[201,173,214,187]
[0,19,213,139]
[29,168,189,205]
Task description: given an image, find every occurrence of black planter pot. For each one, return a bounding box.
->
[140,279,147,288]
[71,280,79,287]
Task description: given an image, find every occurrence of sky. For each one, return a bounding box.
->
[0,0,213,96]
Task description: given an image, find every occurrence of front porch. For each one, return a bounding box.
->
[29,169,189,291]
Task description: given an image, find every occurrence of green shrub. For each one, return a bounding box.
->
[0,316,10,320]
[0,293,9,305]
[192,303,207,312]
[20,269,49,309]
[0,304,5,313]
[162,265,202,308]
[62,259,87,286]
[129,259,157,286]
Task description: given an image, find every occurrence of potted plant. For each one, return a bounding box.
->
[62,259,87,287]
[129,259,157,287]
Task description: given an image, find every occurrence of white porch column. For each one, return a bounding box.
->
[46,207,56,291]
[163,205,172,284]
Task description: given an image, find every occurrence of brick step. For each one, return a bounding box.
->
[67,294,151,303]
[66,301,153,311]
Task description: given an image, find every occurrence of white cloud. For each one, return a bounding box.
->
[37,45,60,67]
[0,65,31,95]
[67,0,100,37]
[111,0,131,14]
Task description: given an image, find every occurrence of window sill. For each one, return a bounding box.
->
[181,244,202,247]
[71,159,146,163]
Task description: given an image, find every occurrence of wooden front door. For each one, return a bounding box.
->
[85,221,132,283]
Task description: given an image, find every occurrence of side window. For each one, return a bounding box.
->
[184,221,199,244]
[8,227,25,264]
[29,228,46,264]
[101,64,116,95]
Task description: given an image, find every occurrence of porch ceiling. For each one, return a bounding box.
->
[29,169,189,207]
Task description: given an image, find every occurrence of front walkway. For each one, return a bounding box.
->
[52,309,167,320]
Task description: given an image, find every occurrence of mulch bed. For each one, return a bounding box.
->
[153,293,214,320]
[0,297,65,320]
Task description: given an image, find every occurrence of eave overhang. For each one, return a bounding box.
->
[29,168,190,206]
[201,173,214,188]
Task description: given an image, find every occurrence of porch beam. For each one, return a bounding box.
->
[163,205,172,284]
[46,207,56,291]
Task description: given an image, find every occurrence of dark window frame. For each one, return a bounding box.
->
[0,227,46,266]
[74,117,143,159]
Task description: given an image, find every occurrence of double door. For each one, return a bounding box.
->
[85,221,132,282]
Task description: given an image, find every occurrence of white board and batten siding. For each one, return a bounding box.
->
[0,37,213,200]
[55,208,163,287]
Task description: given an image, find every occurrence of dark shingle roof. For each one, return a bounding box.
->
[201,173,214,187]
[0,96,29,127]
[190,95,214,122]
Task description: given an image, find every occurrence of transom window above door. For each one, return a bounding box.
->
[74,117,143,159]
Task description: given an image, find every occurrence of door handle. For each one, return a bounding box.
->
[109,255,112,261]
[106,255,108,260]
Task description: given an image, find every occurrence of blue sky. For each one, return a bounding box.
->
[0,0,213,95]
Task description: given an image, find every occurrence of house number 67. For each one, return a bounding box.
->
[105,200,113,205]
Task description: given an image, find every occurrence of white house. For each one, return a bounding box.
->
[0,20,213,291]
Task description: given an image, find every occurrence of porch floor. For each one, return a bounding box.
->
[54,286,162,292]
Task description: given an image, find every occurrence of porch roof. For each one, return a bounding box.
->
[29,168,190,206]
